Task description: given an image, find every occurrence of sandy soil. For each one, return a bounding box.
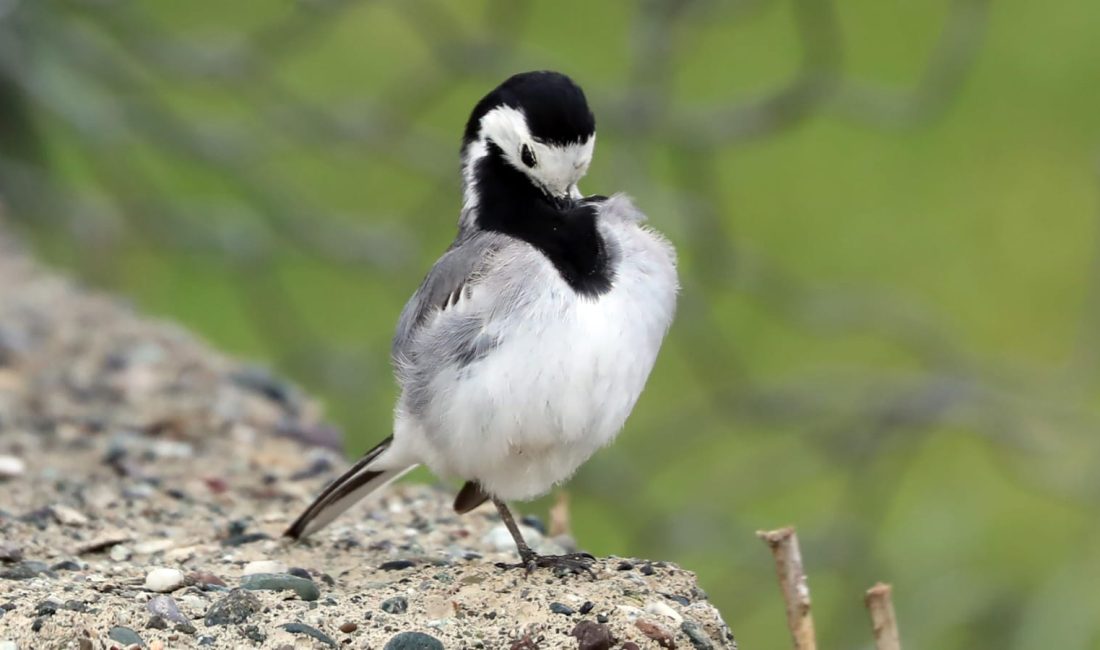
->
[0,227,734,649]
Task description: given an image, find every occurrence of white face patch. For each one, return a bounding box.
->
[467,105,595,201]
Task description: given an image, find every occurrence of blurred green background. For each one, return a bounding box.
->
[3,0,1100,647]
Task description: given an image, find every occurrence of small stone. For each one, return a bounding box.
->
[520,514,547,535]
[339,622,358,633]
[635,620,675,649]
[174,622,197,635]
[287,567,312,580]
[109,544,132,562]
[63,600,86,612]
[74,532,131,555]
[579,601,595,615]
[50,560,81,572]
[146,595,189,625]
[646,601,683,623]
[662,593,691,607]
[616,561,634,571]
[280,622,337,648]
[242,625,266,643]
[383,631,445,650]
[146,615,169,630]
[51,504,89,526]
[379,560,415,571]
[596,613,609,624]
[108,626,144,647]
[1,560,50,580]
[640,564,656,576]
[186,571,226,588]
[570,620,615,650]
[145,567,186,592]
[0,455,25,478]
[549,602,574,616]
[134,539,176,555]
[380,596,408,614]
[241,573,320,601]
[681,620,716,650]
[0,542,23,562]
[242,560,287,576]
[35,599,60,617]
[204,589,261,626]
[220,532,270,547]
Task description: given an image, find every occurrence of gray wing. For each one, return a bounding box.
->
[391,230,508,376]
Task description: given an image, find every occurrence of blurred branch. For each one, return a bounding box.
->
[865,583,902,650]
[758,527,818,650]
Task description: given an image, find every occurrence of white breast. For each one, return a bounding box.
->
[399,199,678,501]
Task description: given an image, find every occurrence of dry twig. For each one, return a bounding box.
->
[865,582,902,650]
[549,490,572,538]
[757,527,817,650]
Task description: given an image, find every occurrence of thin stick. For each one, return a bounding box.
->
[865,582,902,650]
[757,527,817,650]
[549,490,572,538]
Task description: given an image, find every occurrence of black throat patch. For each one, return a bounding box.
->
[472,144,614,297]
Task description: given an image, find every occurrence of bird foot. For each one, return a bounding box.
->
[497,552,597,578]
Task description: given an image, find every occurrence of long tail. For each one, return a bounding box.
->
[284,436,417,539]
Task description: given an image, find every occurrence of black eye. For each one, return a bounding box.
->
[520,144,536,168]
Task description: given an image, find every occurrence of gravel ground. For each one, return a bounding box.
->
[0,228,734,650]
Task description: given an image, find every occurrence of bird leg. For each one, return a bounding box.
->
[492,497,595,577]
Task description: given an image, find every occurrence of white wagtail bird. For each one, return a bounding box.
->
[285,71,678,574]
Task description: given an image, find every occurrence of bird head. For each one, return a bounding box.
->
[462,71,596,204]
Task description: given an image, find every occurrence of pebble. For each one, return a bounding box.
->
[243,624,266,643]
[186,571,226,588]
[0,455,25,478]
[287,567,312,580]
[242,560,287,576]
[51,504,89,526]
[109,544,132,562]
[108,626,144,647]
[549,602,575,616]
[146,615,169,630]
[339,622,358,633]
[0,543,22,562]
[74,532,131,555]
[204,588,261,626]
[579,601,595,614]
[1,560,50,580]
[379,560,415,571]
[241,573,320,601]
[570,620,616,650]
[146,595,189,625]
[134,539,176,555]
[220,532,270,547]
[383,631,445,650]
[175,621,197,635]
[482,524,543,552]
[280,622,337,648]
[380,596,408,614]
[635,619,676,649]
[50,560,81,572]
[145,567,186,592]
[681,620,716,650]
[646,600,683,623]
